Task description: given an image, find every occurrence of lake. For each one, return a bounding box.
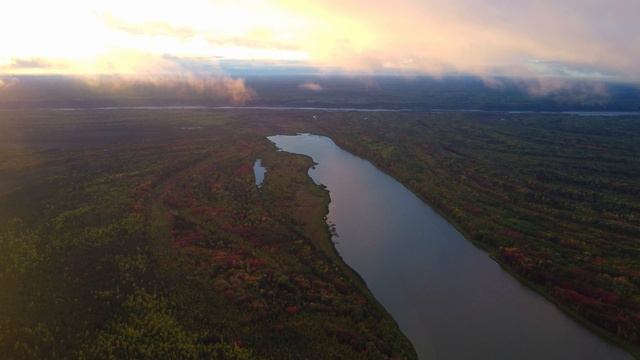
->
[253,159,266,187]
[268,133,632,360]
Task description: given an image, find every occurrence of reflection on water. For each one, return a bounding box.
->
[269,133,631,360]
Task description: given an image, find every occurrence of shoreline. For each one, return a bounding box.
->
[321,133,640,359]
[267,137,418,359]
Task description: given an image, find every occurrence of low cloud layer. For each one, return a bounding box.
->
[483,77,610,104]
[82,74,256,105]
[299,81,323,91]
[0,77,18,90]
[0,74,256,106]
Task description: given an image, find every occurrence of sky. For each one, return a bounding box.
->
[1,0,639,81]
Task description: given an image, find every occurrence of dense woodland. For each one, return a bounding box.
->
[1,108,639,358]
[0,110,415,359]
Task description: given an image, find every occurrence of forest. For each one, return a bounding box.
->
[1,108,639,358]
[0,109,415,359]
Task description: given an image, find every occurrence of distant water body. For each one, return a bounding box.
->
[48,105,640,117]
[51,105,413,112]
[269,133,632,360]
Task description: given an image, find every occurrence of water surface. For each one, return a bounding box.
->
[269,133,631,360]
[49,105,640,117]
[253,159,266,187]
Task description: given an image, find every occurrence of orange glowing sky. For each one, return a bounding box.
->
[1,0,639,80]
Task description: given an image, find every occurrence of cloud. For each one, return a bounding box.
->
[299,81,323,91]
[104,14,302,52]
[482,76,610,104]
[79,72,256,105]
[521,79,608,99]
[0,58,66,73]
[8,58,53,69]
[0,77,18,90]
[1,0,639,81]
[281,0,640,80]
[103,13,196,39]
[70,53,257,104]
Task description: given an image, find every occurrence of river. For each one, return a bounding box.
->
[268,133,632,360]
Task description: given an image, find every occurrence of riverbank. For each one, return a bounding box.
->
[271,133,633,359]
[311,114,640,358]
